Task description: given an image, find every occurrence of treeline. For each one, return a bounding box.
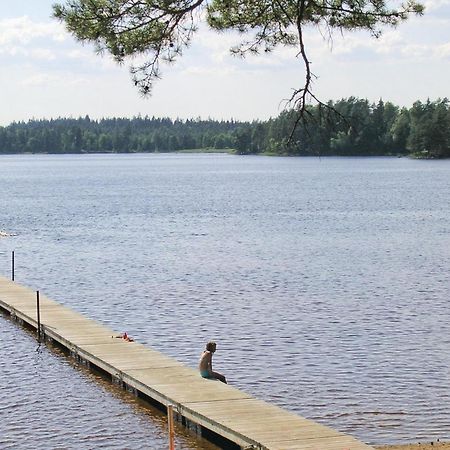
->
[1,98,449,158]
[0,116,239,154]
[252,97,450,158]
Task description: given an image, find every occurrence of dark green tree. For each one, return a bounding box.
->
[233,126,253,155]
[428,99,450,158]
[390,107,410,153]
[407,100,431,156]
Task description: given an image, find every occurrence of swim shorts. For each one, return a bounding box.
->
[200,370,213,379]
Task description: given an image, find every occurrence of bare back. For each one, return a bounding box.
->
[199,350,212,374]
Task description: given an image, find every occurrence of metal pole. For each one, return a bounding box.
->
[168,404,175,450]
[36,290,41,343]
[11,250,15,281]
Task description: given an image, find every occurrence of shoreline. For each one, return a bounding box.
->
[376,442,450,450]
[0,231,15,237]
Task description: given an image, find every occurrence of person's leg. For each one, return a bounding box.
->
[212,371,227,384]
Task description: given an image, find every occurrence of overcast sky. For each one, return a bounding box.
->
[0,0,449,125]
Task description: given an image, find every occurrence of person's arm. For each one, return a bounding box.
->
[206,352,213,373]
[208,353,213,374]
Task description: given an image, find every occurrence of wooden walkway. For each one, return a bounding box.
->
[0,275,374,450]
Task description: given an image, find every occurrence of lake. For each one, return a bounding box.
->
[1,154,449,448]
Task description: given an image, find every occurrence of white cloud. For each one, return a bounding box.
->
[183,65,236,76]
[20,73,57,87]
[309,25,448,64]
[435,42,450,57]
[191,25,298,68]
[377,31,405,51]
[0,16,66,47]
[400,43,430,58]
[424,0,450,11]
[0,45,56,61]
[21,72,88,87]
[68,49,93,59]
[0,16,120,73]
[30,48,56,60]
[68,48,117,69]
[0,45,26,57]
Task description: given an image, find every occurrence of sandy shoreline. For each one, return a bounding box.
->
[0,231,14,237]
[376,442,450,450]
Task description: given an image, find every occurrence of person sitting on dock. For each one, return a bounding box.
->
[199,341,227,384]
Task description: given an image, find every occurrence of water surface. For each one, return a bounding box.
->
[1,154,449,447]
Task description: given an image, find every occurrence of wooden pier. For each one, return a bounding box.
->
[0,275,374,450]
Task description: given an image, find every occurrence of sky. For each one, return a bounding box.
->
[0,0,449,125]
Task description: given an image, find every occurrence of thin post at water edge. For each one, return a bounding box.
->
[11,250,15,281]
[36,290,41,342]
[168,404,175,450]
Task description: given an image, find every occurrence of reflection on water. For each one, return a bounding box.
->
[1,154,450,447]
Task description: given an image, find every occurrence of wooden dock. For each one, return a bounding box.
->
[0,275,374,450]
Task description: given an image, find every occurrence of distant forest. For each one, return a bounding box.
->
[1,97,449,158]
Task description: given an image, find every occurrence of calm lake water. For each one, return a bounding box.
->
[1,154,449,448]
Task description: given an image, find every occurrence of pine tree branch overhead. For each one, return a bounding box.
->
[53,0,424,117]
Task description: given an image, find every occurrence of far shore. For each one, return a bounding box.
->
[376,441,450,450]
